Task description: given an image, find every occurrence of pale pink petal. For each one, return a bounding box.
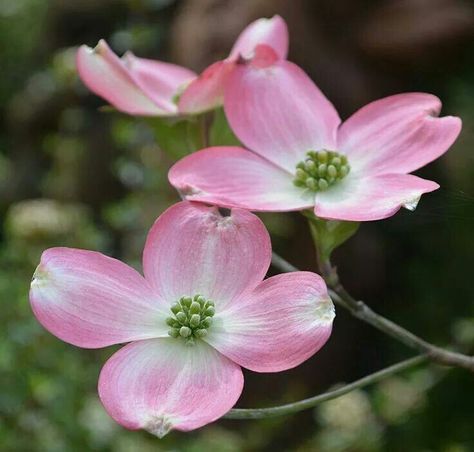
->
[76,40,168,116]
[314,173,439,221]
[178,61,232,114]
[229,15,289,60]
[204,272,334,372]
[169,147,315,211]
[30,247,168,348]
[338,93,462,175]
[224,58,341,172]
[123,52,196,114]
[142,202,271,310]
[98,338,243,436]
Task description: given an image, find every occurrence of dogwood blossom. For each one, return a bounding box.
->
[76,16,288,116]
[30,201,334,436]
[169,45,462,221]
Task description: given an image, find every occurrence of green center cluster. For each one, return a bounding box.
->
[293,150,350,192]
[166,295,215,344]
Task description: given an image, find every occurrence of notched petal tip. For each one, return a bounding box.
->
[236,44,279,69]
[316,296,336,324]
[209,206,235,228]
[145,416,174,438]
[91,39,110,55]
[178,184,203,198]
[217,207,232,217]
[31,263,47,285]
[403,196,421,211]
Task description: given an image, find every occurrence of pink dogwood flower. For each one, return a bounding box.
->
[169,46,462,221]
[30,201,334,436]
[76,16,288,117]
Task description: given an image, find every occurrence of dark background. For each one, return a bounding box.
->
[1,0,473,450]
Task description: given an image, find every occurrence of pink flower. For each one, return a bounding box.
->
[169,47,462,221]
[30,201,334,436]
[76,16,288,117]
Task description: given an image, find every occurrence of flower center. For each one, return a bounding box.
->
[293,150,350,192]
[166,295,215,344]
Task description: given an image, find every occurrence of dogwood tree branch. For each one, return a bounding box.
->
[225,354,427,419]
[270,252,474,372]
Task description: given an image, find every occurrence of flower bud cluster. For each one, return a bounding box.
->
[294,150,350,191]
[166,294,215,344]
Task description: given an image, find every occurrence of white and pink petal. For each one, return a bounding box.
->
[224,58,340,172]
[122,52,196,114]
[338,93,462,175]
[204,272,334,372]
[142,201,271,310]
[98,338,243,436]
[314,173,439,221]
[169,146,315,211]
[76,40,167,116]
[178,61,232,115]
[30,247,168,348]
[229,15,289,60]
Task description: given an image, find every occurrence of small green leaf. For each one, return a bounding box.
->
[209,108,241,146]
[305,211,359,262]
[149,116,203,159]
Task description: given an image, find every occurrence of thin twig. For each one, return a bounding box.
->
[271,252,474,372]
[225,354,427,419]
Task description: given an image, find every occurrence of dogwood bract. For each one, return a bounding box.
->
[76,16,288,117]
[29,201,334,436]
[169,45,462,221]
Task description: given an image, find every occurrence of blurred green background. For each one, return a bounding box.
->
[1,0,473,450]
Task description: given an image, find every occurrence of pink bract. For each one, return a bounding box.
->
[30,201,334,436]
[169,47,462,221]
[76,15,288,117]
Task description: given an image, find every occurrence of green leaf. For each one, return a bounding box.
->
[305,211,359,262]
[209,108,241,146]
[149,116,203,159]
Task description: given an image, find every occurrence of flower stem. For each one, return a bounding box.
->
[271,252,474,372]
[225,354,427,419]
[198,111,213,148]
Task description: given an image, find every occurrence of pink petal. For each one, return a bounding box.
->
[169,146,315,211]
[314,173,439,221]
[338,93,462,175]
[30,248,168,348]
[229,15,289,60]
[77,40,170,116]
[123,52,196,114]
[98,338,243,436]
[178,61,232,115]
[204,272,334,372]
[142,201,271,310]
[224,59,341,172]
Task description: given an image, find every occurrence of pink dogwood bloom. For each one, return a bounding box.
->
[169,46,462,221]
[30,201,334,436]
[76,16,288,117]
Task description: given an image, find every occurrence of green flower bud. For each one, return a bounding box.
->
[176,312,187,323]
[318,178,329,191]
[327,165,337,178]
[205,306,215,316]
[201,317,213,329]
[168,328,179,338]
[190,314,201,327]
[170,303,181,314]
[181,296,192,307]
[166,317,178,327]
[179,326,192,338]
[190,301,201,314]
